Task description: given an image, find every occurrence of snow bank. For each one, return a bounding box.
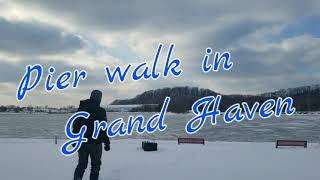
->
[1,139,319,180]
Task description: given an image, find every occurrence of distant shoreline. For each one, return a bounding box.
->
[1,111,320,115]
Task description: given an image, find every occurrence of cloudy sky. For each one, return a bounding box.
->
[0,0,319,107]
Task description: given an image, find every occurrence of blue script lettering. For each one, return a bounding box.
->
[224,103,245,123]
[107,118,127,137]
[185,96,296,134]
[17,65,87,101]
[107,97,170,137]
[17,64,43,101]
[104,43,182,84]
[185,95,221,134]
[202,47,233,73]
[60,111,89,156]
[275,97,295,117]
[223,97,295,122]
[92,120,108,139]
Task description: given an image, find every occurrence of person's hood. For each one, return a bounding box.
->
[90,90,102,105]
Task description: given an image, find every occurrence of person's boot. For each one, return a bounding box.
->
[90,173,99,180]
[73,168,84,180]
[73,173,83,180]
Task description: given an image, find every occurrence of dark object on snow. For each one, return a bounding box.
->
[142,141,158,151]
[276,140,307,148]
[73,90,110,145]
[73,90,110,180]
[178,137,205,145]
[74,144,102,180]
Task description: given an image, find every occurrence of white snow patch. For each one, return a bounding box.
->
[1,139,320,180]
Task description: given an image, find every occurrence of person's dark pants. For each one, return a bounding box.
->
[73,143,102,180]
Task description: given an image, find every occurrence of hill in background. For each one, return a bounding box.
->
[111,85,320,113]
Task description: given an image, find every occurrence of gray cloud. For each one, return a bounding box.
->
[0,0,320,106]
[0,18,85,55]
[13,0,320,34]
[0,61,24,83]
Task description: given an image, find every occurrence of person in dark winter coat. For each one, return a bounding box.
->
[73,90,110,180]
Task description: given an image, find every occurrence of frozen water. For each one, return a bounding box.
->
[0,112,319,142]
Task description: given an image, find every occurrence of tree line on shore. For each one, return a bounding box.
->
[0,105,77,113]
[112,86,320,113]
[2,85,319,114]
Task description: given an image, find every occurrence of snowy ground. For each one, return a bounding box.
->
[1,139,320,180]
